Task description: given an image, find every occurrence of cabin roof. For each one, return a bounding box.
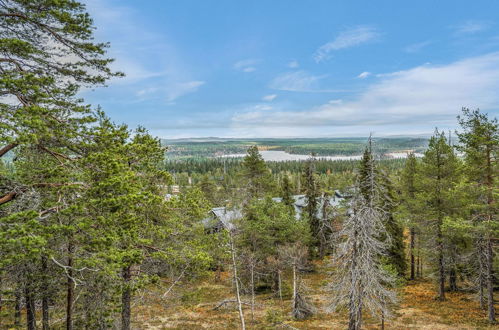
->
[204,191,351,231]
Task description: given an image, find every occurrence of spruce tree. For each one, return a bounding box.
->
[281,174,295,212]
[359,141,406,277]
[328,138,396,330]
[302,156,320,252]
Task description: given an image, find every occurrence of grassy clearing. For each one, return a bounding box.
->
[133,261,497,329]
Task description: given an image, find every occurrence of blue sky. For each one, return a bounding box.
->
[83,0,499,138]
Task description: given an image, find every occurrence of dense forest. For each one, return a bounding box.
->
[162,137,428,158]
[0,1,497,329]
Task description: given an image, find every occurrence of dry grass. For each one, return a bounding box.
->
[133,262,498,329]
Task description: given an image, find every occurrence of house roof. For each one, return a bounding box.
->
[204,191,350,231]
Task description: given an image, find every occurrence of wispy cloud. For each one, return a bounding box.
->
[233,53,499,129]
[404,40,432,53]
[85,0,204,104]
[288,60,299,68]
[136,80,205,103]
[262,94,277,101]
[454,20,491,34]
[314,26,380,62]
[234,59,259,72]
[269,70,330,92]
[357,71,371,79]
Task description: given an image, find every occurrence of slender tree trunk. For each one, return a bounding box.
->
[486,238,496,323]
[14,289,21,327]
[485,147,495,323]
[42,256,50,330]
[420,256,423,278]
[121,265,132,330]
[292,263,297,313]
[410,227,415,280]
[25,285,36,330]
[229,236,245,330]
[438,246,445,300]
[66,241,74,330]
[215,262,221,283]
[449,268,458,292]
[250,264,255,323]
[278,269,283,303]
[437,211,445,300]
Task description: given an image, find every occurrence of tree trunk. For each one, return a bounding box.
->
[292,263,297,312]
[25,286,36,330]
[278,269,283,303]
[229,236,245,330]
[449,268,458,292]
[42,256,50,330]
[215,262,221,283]
[438,249,445,300]
[437,216,445,301]
[410,227,415,280]
[14,289,21,327]
[250,264,255,323]
[66,241,74,330]
[486,238,496,323]
[121,265,132,330]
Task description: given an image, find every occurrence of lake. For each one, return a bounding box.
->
[221,150,422,162]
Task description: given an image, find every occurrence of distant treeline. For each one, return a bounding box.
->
[164,157,407,175]
[163,137,428,158]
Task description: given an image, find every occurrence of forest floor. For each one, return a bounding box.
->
[134,261,498,330]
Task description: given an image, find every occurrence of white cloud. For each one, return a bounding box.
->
[404,40,432,53]
[357,71,371,79]
[85,0,205,104]
[454,20,491,34]
[269,70,329,92]
[136,81,205,102]
[288,60,299,68]
[314,26,380,62]
[233,53,499,129]
[234,59,259,72]
[165,81,205,102]
[262,94,277,101]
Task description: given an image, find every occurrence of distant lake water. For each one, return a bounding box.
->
[221,150,423,162]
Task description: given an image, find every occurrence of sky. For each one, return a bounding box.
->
[83,0,499,138]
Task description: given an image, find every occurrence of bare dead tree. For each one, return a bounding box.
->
[327,139,396,330]
[279,243,315,320]
[228,232,246,330]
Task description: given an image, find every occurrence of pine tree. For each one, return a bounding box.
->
[417,130,460,301]
[398,152,419,280]
[457,108,498,323]
[239,146,272,200]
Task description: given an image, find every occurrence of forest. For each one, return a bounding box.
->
[162,137,428,159]
[0,1,498,329]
